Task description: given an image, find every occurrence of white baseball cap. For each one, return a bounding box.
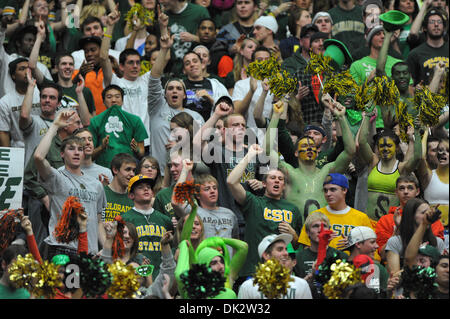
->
[258,233,293,258]
[347,226,376,248]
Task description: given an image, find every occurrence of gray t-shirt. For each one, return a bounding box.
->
[79,163,113,183]
[385,235,446,256]
[197,206,239,239]
[41,167,107,253]
[22,114,53,166]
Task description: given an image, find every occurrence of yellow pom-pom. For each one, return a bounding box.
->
[8,254,39,290]
[31,260,63,299]
[414,86,446,127]
[322,260,362,299]
[306,51,335,76]
[107,260,141,299]
[253,258,293,299]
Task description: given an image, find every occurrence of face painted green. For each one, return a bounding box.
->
[392,64,410,93]
[337,93,356,109]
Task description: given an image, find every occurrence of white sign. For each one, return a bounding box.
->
[0,147,24,210]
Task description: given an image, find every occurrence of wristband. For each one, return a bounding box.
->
[104,33,112,38]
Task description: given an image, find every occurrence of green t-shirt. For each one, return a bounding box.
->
[153,186,175,219]
[102,185,134,222]
[167,3,210,74]
[328,4,365,55]
[42,78,96,114]
[0,284,30,299]
[121,208,174,278]
[89,104,148,168]
[239,191,303,278]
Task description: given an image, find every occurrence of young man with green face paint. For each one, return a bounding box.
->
[265,96,356,224]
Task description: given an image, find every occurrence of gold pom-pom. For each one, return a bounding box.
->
[322,259,363,299]
[8,254,39,290]
[323,70,359,97]
[395,100,414,142]
[31,260,63,299]
[414,85,446,127]
[371,75,400,107]
[253,258,293,299]
[246,55,281,81]
[267,70,297,99]
[125,3,155,29]
[140,60,152,76]
[107,260,141,299]
[305,51,335,76]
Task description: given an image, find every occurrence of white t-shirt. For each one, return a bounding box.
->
[231,77,274,129]
[109,72,151,146]
[238,275,312,299]
[0,88,41,150]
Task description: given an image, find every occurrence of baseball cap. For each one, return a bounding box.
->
[215,95,234,108]
[312,12,333,25]
[254,15,279,34]
[79,35,102,49]
[127,174,156,193]
[347,226,376,248]
[258,233,293,258]
[418,244,440,264]
[300,24,319,38]
[323,173,349,189]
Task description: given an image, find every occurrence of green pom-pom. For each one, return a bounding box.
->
[180,263,225,299]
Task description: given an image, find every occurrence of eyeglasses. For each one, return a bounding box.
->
[142,164,158,170]
[428,19,444,25]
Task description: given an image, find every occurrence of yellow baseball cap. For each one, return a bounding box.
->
[127,174,155,193]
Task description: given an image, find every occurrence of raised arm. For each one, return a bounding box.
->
[376,28,393,77]
[74,75,92,127]
[357,108,377,166]
[28,18,46,85]
[34,110,77,181]
[226,144,263,205]
[408,0,433,40]
[192,101,232,154]
[5,0,30,37]
[324,95,356,173]
[19,69,36,131]
[253,78,269,128]
[50,0,68,32]
[404,205,439,269]
[150,10,171,79]
[234,77,257,116]
[100,9,120,87]
[399,119,422,175]
[171,159,194,218]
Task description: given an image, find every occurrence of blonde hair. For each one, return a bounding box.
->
[304,212,330,233]
[232,37,258,82]
[80,3,107,25]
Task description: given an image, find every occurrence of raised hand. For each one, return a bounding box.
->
[182,158,194,172]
